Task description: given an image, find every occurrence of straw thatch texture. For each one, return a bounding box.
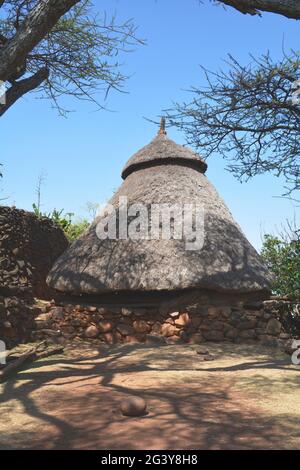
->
[47,133,273,297]
[122,134,207,178]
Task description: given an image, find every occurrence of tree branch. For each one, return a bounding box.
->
[218,0,300,19]
[0,67,49,116]
[0,0,80,82]
[166,52,300,194]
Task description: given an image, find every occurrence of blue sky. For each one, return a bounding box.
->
[1,0,299,249]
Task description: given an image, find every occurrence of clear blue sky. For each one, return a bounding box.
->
[1,0,299,250]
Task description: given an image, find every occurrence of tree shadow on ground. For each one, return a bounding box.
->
[0,343,299,449]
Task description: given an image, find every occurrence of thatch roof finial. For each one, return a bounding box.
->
[158,116,167,135]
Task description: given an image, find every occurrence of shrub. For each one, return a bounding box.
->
[261,229,300,300]
[32,204,89,242]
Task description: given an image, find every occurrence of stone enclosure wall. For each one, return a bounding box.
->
[31,299,299,350]
[0,295,39,348]
[0,206,69,299]
[1,293,298,350]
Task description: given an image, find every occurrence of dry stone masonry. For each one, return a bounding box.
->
[0,206,68,298]
[31,299,299,351]
[0,206,69,347]
[0,295,38,348]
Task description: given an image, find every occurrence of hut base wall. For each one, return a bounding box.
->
[34,300,296,349]
[1,293,299,351]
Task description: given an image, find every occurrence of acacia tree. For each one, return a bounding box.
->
[0,0,142,116]
[166,1,300,195]
[166,53,300,194]
[211,0,300,19]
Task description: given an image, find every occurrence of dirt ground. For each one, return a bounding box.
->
[0,342,299,450]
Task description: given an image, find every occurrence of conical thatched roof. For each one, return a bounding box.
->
[122,129,207,179]
[47,122,273,297]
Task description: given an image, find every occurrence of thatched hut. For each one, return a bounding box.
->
[47,119,272,309]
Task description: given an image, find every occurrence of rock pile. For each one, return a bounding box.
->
[0,206,69,298]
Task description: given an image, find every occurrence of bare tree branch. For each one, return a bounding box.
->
[166,52,300,195]
[0,1,143,115]
[215,0,300,19]
[0,67,49,116]
[0,0,80,82]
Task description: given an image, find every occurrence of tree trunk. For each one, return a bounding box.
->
[0,0,80,82]
[219,0,300,19]
[0,68,49,116]
[0,345,64,382]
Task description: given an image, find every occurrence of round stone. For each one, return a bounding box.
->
[84,325,99,338]
[196,347,209,355]
[120,396,147,417]
[203,354,215,361]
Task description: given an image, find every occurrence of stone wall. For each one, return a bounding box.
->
[0,295,39,348]
[0,206,69,299]
[1,292,298,350]
[31,299,299,350]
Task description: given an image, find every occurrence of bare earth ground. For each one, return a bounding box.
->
[0,342,299,450]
